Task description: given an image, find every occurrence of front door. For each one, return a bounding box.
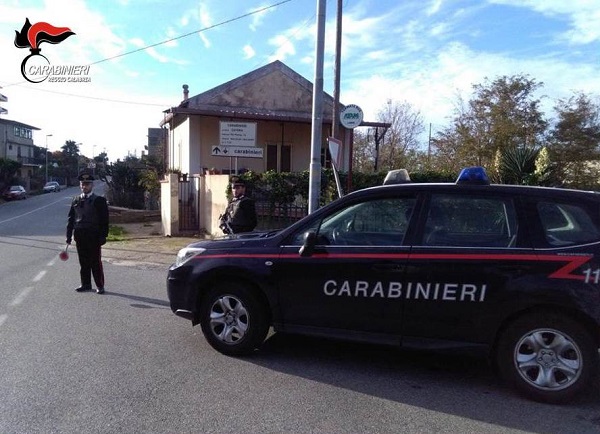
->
[273,195,417,336]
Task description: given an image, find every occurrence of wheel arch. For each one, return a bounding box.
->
[489,303,600,363]
[192,268,275,326]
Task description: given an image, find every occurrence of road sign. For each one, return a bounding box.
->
[340,104,363,129]
[327,137,343,168]
[212,146,263,158]
[219,122,257,147]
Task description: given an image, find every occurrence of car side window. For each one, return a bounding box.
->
[537,201,600,247]
[422,194,517,248]
[319,197,416,246]
[290,197,416,246]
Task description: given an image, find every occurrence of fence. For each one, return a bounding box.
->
[178,175,199,231]
[255,200,308,230]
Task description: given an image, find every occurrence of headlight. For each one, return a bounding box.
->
[174,247,205,268]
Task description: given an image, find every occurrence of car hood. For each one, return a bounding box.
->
[185,229,283,250]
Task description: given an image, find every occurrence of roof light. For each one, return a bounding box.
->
[456,166,490,185]
[383,169,411,185]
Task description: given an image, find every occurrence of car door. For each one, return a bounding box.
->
[273,193,417,337]
[400,191,533,345]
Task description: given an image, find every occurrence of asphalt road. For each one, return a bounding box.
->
[0,187,599,434]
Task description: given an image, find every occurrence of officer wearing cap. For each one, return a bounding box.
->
[219,177,257,234]
[66,172,109,294]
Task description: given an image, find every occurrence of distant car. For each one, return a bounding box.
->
[3,185,27,200]
[43,181,61,193]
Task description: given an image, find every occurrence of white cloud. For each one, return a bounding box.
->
[267,34,296,62]
[242,44,255,59]
[491,0,600,44]
[248,4,275,32]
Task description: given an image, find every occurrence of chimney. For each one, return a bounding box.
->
[182,84,189,100]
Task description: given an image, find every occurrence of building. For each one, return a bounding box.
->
[0,118,42,188]
[160,60,352,176]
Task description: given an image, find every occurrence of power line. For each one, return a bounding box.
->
[90,0,293,66]
[1,0,294,107]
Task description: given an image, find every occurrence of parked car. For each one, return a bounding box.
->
[167,166,600,404]
[3,185,27,200]
[42,181,61,193]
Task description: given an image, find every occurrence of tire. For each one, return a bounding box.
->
[496,312,598,404]
[199,282,269,356]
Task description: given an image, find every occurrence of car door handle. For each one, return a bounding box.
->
[373,263,405,273]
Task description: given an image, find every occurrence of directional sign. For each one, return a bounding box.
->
[212,146,264,158]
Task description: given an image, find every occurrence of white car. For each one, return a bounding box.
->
[43,181,61,193]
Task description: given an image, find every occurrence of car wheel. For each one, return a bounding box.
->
[199,282,269,356]
[496,312,598,403]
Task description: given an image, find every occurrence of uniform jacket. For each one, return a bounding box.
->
[222,195,257,233]
[66,193,109,241]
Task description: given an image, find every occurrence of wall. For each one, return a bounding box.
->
[160,173,179,236]
[190,116,339,175]
[201,174,230,237]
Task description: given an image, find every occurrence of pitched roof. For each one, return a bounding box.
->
[169,60,338,123]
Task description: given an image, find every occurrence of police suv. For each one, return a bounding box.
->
[167,167,600,404]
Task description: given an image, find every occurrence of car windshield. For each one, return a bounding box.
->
[10,186,21,191]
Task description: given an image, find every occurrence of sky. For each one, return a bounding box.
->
[0,0,599,163]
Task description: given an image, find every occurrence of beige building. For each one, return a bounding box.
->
[160,60,352,176]
[159,60,376,236]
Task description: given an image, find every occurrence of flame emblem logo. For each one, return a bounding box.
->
[14,18,75,83]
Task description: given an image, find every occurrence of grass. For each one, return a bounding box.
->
[107,225,128,242]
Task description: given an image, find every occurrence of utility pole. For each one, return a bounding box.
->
[331,0,342,141]
[45,134,52,183]
[308,0,326,214]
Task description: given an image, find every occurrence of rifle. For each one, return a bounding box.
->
[218,213,234,235]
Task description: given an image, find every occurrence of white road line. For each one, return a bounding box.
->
[10,287,33,306]
[0,314,7,327]
[0,197,70,225]
[33,270,46,282]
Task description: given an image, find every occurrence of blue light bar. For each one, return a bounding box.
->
[456,166,490,185]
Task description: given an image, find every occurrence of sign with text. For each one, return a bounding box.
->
[212,146,264,158]
[219,122,257,147]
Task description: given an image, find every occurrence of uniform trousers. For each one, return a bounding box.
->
[74,228,105,289]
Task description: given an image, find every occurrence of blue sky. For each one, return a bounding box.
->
[0,0,599,163]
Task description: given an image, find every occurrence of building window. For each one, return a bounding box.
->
[13,126,32,138]
[320,147,332,169]
[266,143,291,172]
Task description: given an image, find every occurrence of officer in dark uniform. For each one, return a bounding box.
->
[66,172,109,294]
[219,177,257,234]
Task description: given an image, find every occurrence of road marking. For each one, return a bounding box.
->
[10,287,33,306]
[0,197,70,225]
[0,314,7,327]
[33,270,46,282]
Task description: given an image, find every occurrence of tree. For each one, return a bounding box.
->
[432,75,547,172]
[547,93,600,188]
[0,158,21,189]
[60,140,81,186]
[352,100,424,173]
[351,129,374,172]
[375,100,424,171]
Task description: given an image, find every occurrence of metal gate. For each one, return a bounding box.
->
[178,175,199,231]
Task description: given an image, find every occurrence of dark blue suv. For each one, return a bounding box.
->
[167,167,600,404]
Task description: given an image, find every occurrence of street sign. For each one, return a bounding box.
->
[327,137,343,168]
[340,104,363,129]
[212,146,263,158]
[219,122,257,147]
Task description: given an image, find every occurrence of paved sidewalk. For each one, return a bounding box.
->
[103,221,207,267]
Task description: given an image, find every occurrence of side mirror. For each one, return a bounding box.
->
[299,231,317,257]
